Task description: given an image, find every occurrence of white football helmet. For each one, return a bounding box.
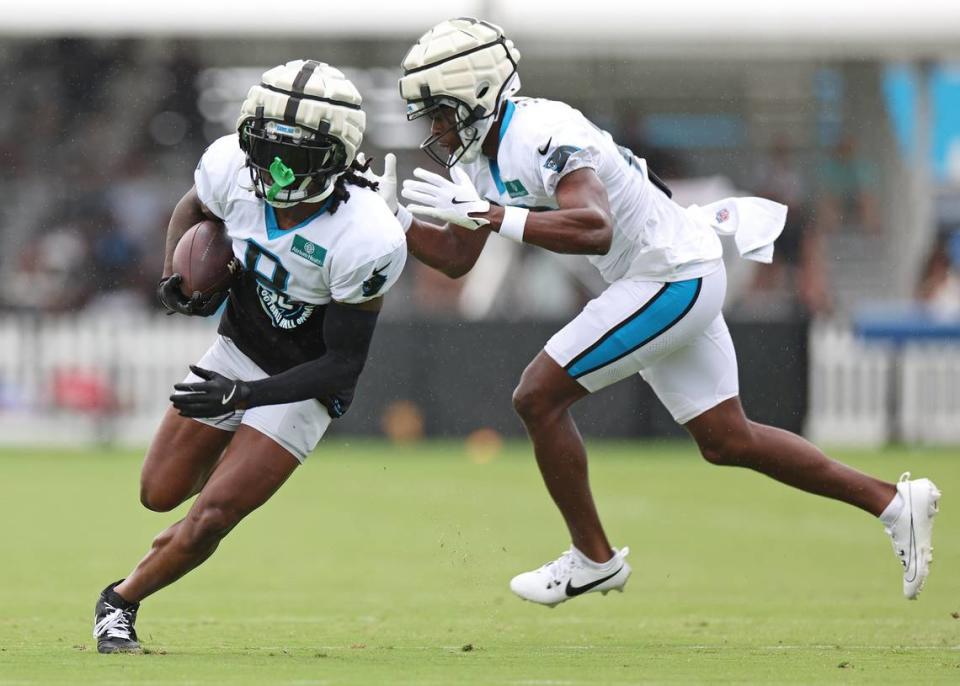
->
[237,60,366,207]
[399,17,521,167]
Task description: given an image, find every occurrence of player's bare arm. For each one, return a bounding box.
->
[364,150,491,278]
[405,217,492,278]
[162,186,220,277]
[478,168,612,255]
[158,186,230,316]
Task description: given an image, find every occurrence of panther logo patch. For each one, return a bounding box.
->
[361,263,391,298]
[256,283,316,329]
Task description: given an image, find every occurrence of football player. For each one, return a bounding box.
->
[92,60,406,652]
[375,18,940,607]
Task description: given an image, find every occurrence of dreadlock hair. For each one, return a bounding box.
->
[326,155,380,215]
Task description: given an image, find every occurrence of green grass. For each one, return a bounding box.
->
[0,440,957,684]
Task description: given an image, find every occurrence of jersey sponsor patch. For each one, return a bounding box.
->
[256,282,316,329]
[503,178,529,199]
[361,263,391,298]
[543,145,582,173]
[290,235,327,267]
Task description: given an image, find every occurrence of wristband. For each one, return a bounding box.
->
[499,206,528,243]
[395,205,414,233]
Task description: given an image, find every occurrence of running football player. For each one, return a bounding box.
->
[377,18,940,607]
[92,60,406,652]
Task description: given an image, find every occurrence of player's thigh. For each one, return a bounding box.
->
[182,425,301,541]
[641,313,740,425]
[142,335,252,508]
[544,266,726,393]
[141,406,234,510]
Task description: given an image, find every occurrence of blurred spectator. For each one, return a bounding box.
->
[8,223,91,312]
[916,230,960,317]
[739,137,833,318]
[816,134,881,234]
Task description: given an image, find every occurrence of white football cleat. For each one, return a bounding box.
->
[885,472,941,599]
[509,547,631,607]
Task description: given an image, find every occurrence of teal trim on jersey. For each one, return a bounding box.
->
[566,278,702,379]
[487,100,517,196]
[499,100,516,140]
[489,159,506,194]
[264,198,332,241]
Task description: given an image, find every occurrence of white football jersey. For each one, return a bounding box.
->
[195,134,407,314]
[456,97,723,283]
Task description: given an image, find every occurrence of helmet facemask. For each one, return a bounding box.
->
[405,95,493,167]
[239,111,348,208]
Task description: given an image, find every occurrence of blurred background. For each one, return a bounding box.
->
[2,0,960,447]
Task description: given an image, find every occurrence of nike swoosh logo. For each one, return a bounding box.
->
[221,386,237,405]
[565,565,623,597]
[451,198,473,205]
[537,137,553,155]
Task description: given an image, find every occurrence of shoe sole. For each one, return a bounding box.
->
[97,645,143,654]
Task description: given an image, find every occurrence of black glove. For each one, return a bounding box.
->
[157,261,239,317]
[171,365,251,418]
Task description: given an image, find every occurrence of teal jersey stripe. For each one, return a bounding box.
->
[566,278,702,379]
[487,100,517,195]
[264,198,332,241]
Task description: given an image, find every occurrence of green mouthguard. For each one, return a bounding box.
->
[266,157,296,201]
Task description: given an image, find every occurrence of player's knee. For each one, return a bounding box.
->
[512,381,547,422]
[139,484,183,513]
[696,426,754,466]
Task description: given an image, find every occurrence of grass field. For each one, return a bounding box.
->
[0,440,956,684]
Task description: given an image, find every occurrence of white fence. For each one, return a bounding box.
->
[0,314,214,445]
[2,315,960,446]
[806,322,960,445]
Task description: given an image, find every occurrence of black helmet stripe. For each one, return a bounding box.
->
[292,60,320,93]
[283,96,301,124]
[257,82,362,110]
[402,37,506,77]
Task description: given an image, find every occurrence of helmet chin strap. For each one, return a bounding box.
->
[263,168,342,208]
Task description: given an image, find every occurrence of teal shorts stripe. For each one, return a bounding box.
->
[565,278,703,379]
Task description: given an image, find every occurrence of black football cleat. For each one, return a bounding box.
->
[93,580,142,654]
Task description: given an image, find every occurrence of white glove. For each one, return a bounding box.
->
[401,167,491,230]
[357,152,399,213]
[357,152,411,231]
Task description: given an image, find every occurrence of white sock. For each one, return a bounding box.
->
[879,492,905,527]
[571,545,617,570]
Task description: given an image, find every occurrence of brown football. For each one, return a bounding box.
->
[171,219,235,298]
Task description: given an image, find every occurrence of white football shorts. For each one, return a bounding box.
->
[544,264,738,424]
[176,335,331,463]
